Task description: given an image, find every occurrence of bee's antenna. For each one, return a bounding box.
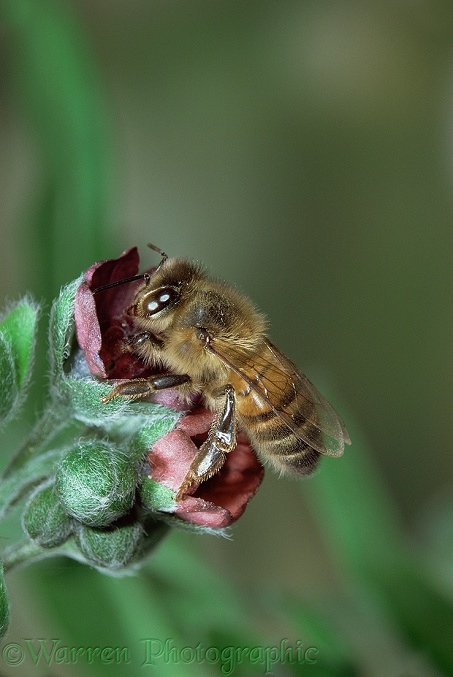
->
[93,273,151,295]
[147,243,168,273]
[93,244,168,295]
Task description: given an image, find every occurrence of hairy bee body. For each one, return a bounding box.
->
[101,248,350,497]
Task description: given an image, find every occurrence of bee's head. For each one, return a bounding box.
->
[93,244,205,330]
[128,258,203,323]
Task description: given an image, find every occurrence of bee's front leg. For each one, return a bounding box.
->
[176,384,237,500]
[101,373,191,403]
[126,330,164,352]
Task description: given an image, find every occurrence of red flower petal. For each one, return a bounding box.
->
[74,276,106,378]
[174,438,264,528]
[74,248,154,380]
[176,408,213,436]
[190,433,264,523]
[149,409,264,528]
[150,429,200,491]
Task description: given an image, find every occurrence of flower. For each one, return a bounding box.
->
[74,247,264,529]
[150,407,264,528]
[74,247,152,381]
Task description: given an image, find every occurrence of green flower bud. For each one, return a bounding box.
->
[22,482,73,548]
[0,298,38,390]
[56,440,138,527]
[0,333,17,426]
[74,519,144,571]
[48,277,81,381]
[0,298,39,426]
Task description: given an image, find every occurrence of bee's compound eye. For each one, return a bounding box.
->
[143,287,178,316]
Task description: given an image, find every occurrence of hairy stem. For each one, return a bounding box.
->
[2,408,68,477]
[2,540,48,573]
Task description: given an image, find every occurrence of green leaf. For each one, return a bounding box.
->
[2,539,59,573]
[48,276,81,384]
[140,477,176,513]
[304,420,453,674]
[279,595,359,675]
[127,408,182,461]
[0,563,9,638]
[369,557,453,674]
[2,0,111,296]
[304,422,402,576]
[61,375,128,423]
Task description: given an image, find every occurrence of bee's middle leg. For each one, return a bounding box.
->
[176,384,237,500]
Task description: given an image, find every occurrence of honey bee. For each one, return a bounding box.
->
[96,244,351,500]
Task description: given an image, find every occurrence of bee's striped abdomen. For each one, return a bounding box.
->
[237,382,322,476]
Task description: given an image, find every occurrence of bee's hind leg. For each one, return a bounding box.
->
[176,384,237,501]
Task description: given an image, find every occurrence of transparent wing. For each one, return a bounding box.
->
[208,337,350,457]
[263,340,350,455]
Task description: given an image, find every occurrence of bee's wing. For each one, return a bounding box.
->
[263,340,351,456]
[208,338,350,457]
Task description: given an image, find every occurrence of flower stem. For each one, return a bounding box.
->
[2,539,97,574]
[2,407,69,478]
[2,540,48,573]
[0,449,64,523]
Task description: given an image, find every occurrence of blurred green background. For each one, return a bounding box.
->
[0,1,452,676]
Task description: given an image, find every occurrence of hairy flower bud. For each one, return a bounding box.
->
[73,515,169,571]
[0,298,39,426]
[22,482,73,548]
[56,440,139,527]
[0,334,17,426]
[74,519,144,570]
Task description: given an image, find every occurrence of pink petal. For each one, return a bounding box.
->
[150,430,199,491]
[75,248,140,378]
[150,389,193,412]
[90,248,141,329]
[74,278,107,378]
[192,435,264,522]
[175,496,236,529]
[149,422,264,528]
[176,408,213,435]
